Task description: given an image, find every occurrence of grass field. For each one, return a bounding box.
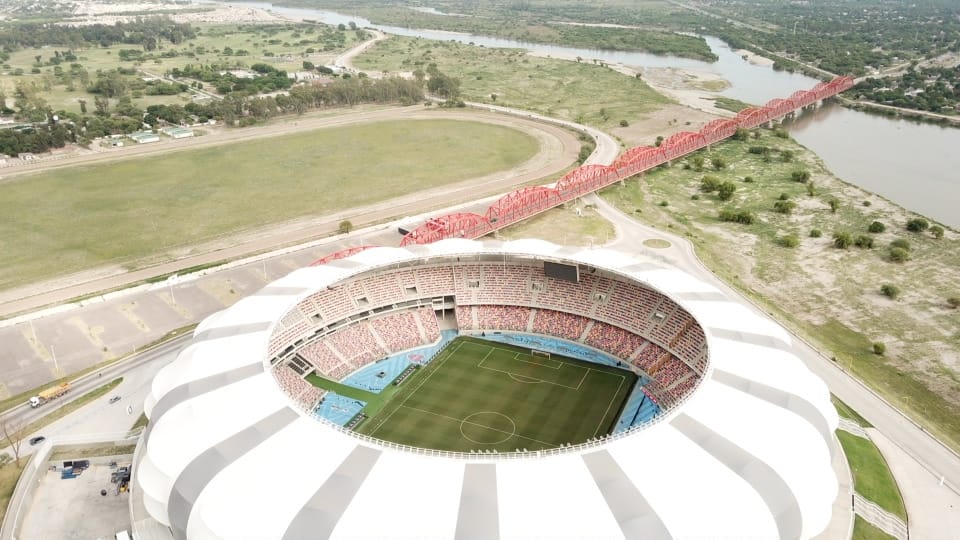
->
[0,119,537,290]
[356,336,636,452]
[837,431,908,521]
[354,35,671,130]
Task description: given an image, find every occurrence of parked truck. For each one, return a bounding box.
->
[29,382,70,408]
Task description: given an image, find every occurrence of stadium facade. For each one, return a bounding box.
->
[136,239,838,539]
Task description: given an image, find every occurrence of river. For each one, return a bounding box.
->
[221,1,960,228]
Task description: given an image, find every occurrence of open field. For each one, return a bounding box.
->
[0,21,365,115]
[600,130,960,452]
[838,431,908,521]
[357,336,636,452]
[354,35,671,131]
[0,118,537,291]
[498,204,615,246]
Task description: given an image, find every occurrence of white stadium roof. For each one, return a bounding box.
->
[137,239,838,539]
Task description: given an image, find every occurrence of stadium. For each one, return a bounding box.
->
[136,239,838,539]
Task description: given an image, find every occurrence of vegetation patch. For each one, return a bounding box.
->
[832,395,873,427]
[838,431,907,521]
[497,205,615,246]
[600,129,960,452]
[0,119,538,290]
[354,35,670,130]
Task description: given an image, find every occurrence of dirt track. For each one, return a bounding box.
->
[0,106,580,315]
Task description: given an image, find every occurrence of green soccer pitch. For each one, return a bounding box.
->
[355,336,638,453]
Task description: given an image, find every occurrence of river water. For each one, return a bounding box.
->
[226,2,960,227]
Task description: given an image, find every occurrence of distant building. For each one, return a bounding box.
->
[128,131,160,144]
[161,126,194,139]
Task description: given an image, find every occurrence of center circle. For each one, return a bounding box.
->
[459,411,517,445]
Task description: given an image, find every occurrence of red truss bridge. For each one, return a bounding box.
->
[314,75,853,260]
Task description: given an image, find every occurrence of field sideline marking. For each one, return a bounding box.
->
[402,405,553,447]
[593,374,627,439]
[470,341,563,369]
[510,352,562,369]
[367,340,463,437]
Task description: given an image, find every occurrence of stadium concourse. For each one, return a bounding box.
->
[137,239,838,539]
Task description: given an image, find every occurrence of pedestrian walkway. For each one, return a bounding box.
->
[838,417,869,438]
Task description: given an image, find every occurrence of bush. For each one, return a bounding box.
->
[777,234,800,248]
[930,225,944,239]
[880,284,900,299]
[773,128,789,138]
[873,342,886,356]
[791,170,810,183]
[906,218,929,232]
[890,238,911,250]
[743,176,754,183]
[948,296,960,309]
[717,181,737,201]
[711,157,727,170]
[780,149,794,162]
[773,200,796,214]
[658,200,669,207]
[719,209,755,224]
[691,193,700,200]
[748,145,769,155]
[733,128,750,141]
[778,193,790,201]
[888,246,910,262]
[806,181,816,196]
[338,220,353,234]
[700,176,722,192]
[833,231,853,249]
[809,228,822,238]
[862,200,872,207]
[854,235,874,249]
[868,221,885,233]
[619,119,629,127]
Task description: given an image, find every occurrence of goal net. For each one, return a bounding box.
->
[531,350,551,361]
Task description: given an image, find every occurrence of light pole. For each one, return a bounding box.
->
[51,344,60,377]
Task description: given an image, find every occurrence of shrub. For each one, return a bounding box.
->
[748,145,769,155]
[880,284,900,299]
[833,231,853,249]
[691,193,700,200]
[338,220,353,234]
[658,200,669,207]
[778,193,790,201]
[873,342,886,356]
[733,128,749,141]
[809,228,822,238]
[719,209,755,224]
[906,218,929,232]
[862,200,872,207]
[791,170,810,183]
[700,176,722,192]
[806,181,816,196]
[868,221,885,233]
[888,246,910,262]
[619,119,629,127]
[948,296,960,309]
[777,234,800,248]
[717,181,737,201]
[773,128,789,138]
[711,157,727,170]
[773,200,796,214]
[828,198,839,213]
[890,238,911,250]
[780,149,794,162]
[930,225,944,239]
[854,235,874,249]
[743,176,754,183]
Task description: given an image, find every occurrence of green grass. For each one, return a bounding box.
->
[0,461,26,527]
[832,395,873,427]
[0,119,537,290]
[711,96,754,112]
[853,516,897,540]
[837,431,908,521]
[49,444,137,461]
[599,129,960,453]
[355,35,671,130]
[355,336,636,452]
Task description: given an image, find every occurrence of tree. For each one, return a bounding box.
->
[338,220,353,234]
[78,98,87,114]
[880,284,900,299]
[93,95,110,117]
[906,218,929,232]
[732,128,749,141]
[1,416,27,466]
[872,342,886,356]
[930,225,944,239]
[833,231,852,249]
[868,221,885,233]
[302,61,315,71]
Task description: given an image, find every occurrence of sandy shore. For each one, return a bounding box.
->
[734,48,775,67]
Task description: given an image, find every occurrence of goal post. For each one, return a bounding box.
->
[531,349,551,361]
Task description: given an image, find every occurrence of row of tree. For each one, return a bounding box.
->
[0,17,196,50]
